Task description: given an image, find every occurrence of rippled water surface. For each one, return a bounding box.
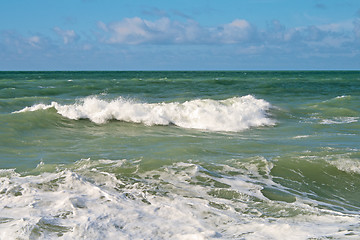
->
[0,71,359,239]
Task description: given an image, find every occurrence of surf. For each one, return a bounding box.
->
[13,95,275,132]
[1,158,360,239]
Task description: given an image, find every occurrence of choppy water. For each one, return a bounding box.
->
[0,71,359,239]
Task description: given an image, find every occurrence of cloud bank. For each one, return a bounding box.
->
[97,16,358,48]
[98,17,257,45]
[1,14,360,70]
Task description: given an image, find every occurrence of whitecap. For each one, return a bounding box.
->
[293,135,311,139]
[13,95,276,132]
[13,103,54,113]
[328,157,360,175]
[320,117,359,125]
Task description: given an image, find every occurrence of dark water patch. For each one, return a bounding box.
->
[271,152,360,212]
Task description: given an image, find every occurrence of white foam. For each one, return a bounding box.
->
[293,135,311,139]
[13,95,275,132]
[0,160,359,239]
[335,95,347,99]
[328,157,360,175]
[0,169,19,178]
[320,117,359,125]
[14,103,53,113]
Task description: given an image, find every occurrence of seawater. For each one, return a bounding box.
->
[0,71,359,239]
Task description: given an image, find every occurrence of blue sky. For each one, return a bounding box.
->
[1,0,360,70]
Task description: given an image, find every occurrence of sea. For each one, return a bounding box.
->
[0,71,359,239]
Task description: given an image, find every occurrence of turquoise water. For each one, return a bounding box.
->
[0,71,360,239]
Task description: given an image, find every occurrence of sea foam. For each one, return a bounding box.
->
[1,159,359,239]
[14,95,275,132]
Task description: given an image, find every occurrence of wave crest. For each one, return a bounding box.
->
[14,95,275,132]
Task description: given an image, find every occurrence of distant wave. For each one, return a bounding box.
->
[13,95,275,132]
[320,117,359,125]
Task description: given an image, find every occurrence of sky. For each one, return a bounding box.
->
[1,0,360,70]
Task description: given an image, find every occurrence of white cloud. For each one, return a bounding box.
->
[216,19,255,44]
[259,19,357,51]
[2,14,360,70]
[317,22,351,32]
[101,17,208,45]
[100,17,258,45]
[103,17,166,44]
[96,16,360,62]
[27,36,41,48]
[108,17,149,44]
[0,31,50,53]
[54,27,78,44]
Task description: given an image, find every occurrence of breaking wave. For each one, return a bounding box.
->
[14,95,275,132]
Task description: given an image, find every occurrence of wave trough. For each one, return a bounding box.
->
[14,95,275,132]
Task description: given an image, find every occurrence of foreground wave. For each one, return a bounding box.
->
[14,95,275,132]
[1,158,359,239]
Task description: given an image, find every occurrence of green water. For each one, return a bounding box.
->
[0,71,359,239]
